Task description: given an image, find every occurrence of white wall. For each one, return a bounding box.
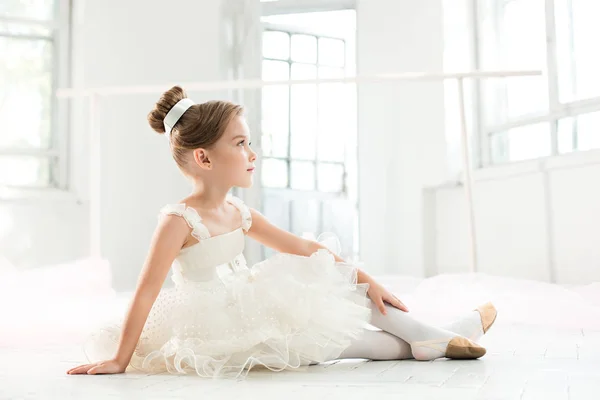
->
[430,150,600,284]
[0,197,87,270]
[356,0,447,276]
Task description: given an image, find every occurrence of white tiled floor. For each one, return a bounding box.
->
[2,271,599,399]
[2,323,599,400]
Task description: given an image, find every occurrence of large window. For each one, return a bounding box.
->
[257,9,359,260]
[260,28,351,193]
[0,0,69,189]
[456,0,600,166]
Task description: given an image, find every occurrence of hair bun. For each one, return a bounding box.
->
[147,86,187,134]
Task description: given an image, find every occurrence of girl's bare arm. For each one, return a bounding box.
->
[67,215,189,375]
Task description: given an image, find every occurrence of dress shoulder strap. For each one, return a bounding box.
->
[158,204,212,240]
[226,194,252,232]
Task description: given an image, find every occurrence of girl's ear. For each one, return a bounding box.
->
[193,148,212,170]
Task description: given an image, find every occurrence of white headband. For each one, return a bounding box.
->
[164,98,195,136]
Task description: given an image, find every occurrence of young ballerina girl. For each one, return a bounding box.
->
[67,86,497,379]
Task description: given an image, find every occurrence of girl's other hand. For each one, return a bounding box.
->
[67,359,126,375]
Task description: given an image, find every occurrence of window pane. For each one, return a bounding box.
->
[290,161,315,190]
[290,84,317,159]
[262,59,289,81]
[554,0,577,102]
[261,10,356,38]
[261,158,288,188]
[502,1,548,119]
[291,34,317,63]
[490,123,551,164]
[576,111,600,151]
[489,132,509,164]
[317,129,345,162]
[557,0,600,99]
[261,86,289,158]
[291,63,316,80]
[291,198,320,238]
[262,31,289,60]
[0,156,51,187]
[557,117,575,154]
[261,61,289,158]
[479,0,547,126]
[0,0,55,21]
[0,22,52,36]
[318,83,347,162]
[318,67,344,79]
[508,123,551,161]
[318,38,345,67]
[0,36,53,149]
[317,163,344,192]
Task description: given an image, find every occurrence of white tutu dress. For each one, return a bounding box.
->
[84,195,372,379]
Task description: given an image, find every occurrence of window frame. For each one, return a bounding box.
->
[471,0,600,167]
[0,0,72,192]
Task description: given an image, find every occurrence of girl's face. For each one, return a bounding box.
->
[198,116,257,189]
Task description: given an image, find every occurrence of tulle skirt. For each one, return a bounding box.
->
[83,249,372,379]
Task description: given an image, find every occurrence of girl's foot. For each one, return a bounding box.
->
[476,302,498,335]
[411,336,486,361]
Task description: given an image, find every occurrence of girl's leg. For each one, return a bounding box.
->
[338,329,413,360]
[367,301,486,361]
[337,303,496,361]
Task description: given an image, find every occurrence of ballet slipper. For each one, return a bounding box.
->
[411,337,486,361]
[446,337,487,359]
[476,302,497,334]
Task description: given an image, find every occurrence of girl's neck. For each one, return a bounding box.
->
[188,180,233,210]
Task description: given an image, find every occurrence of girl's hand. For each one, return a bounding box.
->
[67,359,126,375]
[366,278,409,315]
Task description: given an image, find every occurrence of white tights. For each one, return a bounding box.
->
[339,329,414,360]
[337,300,483,361]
